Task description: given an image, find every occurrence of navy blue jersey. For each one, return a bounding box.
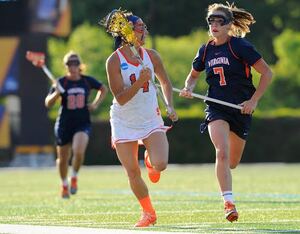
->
[49,75,102,145]
[193,37,261,112]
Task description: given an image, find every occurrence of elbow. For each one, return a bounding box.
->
[45,101,50,108]
[114,94,127,106]
[116,98,126,106]
[99,86,108,99]
[45,98,54,108]
[103,86,108,96]
[269,69,273,79]
[101,84,108,94]
[266,69,273,83]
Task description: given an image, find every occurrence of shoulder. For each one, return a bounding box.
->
[82,75,102,88]
[57,76,66,84]
[145,48,160,60]
[144,48,162,65]
[193,43,207,63]
[197,43,207,56]
[230,37,254,48]
[82,75,96,81]
[199,43,207,51]
[230,37,261,64]
[106,51,120,67]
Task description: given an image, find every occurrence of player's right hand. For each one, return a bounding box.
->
[53,82,65,94]
[167,106,178,122]
[139,67,152,83]
[179,87,193,99]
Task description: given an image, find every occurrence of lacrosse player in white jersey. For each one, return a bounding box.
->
[104,11,178,227]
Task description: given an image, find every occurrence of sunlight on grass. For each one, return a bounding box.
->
[0,164,299,233]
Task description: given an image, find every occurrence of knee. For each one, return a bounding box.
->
[126,168,141,180]
[73,151,85,161]
[153,161,167,172]
[216,149,229,163]
[57,157,68,165]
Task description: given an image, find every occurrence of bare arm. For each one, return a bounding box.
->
[147,49,177,121]
[88,84,108,111]
[179,68,201,98]
[240,58,273,114]
[106,52,151,106]
[45,87,60,108]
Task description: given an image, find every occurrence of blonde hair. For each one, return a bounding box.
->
[63,50,86,72]
[207,2,255,37]
[63,50,82,65]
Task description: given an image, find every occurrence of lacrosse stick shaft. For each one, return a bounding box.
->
[156,84,242,110]
[41,65,65,93]
[129,46,172,113]
[41,65,56,83]
[26,50,65,93]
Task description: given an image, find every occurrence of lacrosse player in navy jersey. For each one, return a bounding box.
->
[45,51,107,199]
[180,3,272,222]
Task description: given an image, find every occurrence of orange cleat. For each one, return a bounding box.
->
[224,201,238,222]
[134,211,157,227]
[61,185,70,199]
[144,150,160,183]
[70,177,78,195]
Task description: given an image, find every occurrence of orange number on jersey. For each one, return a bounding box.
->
[213,67,226,86]
[67,94,85,110]
[129,73,149,92]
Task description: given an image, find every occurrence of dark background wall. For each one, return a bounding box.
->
[52,117,300,165]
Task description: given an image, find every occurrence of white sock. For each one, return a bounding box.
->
[222,191,234,203]
[71,169,78,178]
[62,178,68,187]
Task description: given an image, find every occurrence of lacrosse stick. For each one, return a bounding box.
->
[100,10,241,112]
[100,9,173,114]
[26,51,65,93]
[155,84,242,110]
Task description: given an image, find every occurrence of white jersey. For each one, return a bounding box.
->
[110,47,167,145]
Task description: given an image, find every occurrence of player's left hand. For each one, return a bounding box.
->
[239,99,257,115]
[179,87,193,99]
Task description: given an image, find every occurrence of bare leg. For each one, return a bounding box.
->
[208,120,231,192]
[72,132,89,173]
[116,141,149,199]
[229,132,246,169]
[142,131,169,172]
[208,120,239,222]
[56,144,71,181]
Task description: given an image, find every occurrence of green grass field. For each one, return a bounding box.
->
[0,164,299,233]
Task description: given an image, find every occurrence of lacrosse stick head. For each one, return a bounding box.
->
[26,51,45,67]
[99,9,139,46]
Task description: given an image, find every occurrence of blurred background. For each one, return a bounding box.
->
[0,0,300,167]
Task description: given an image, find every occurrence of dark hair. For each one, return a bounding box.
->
[114,36,122,50]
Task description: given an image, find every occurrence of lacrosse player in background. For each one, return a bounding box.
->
[180,2,272,222]
[103,11,177,227]
[45,51,107,199]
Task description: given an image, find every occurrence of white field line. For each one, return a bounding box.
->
[0,224,190,234]
[0,222,299,234]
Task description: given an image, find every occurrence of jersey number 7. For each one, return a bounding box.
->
[213,67,227,86]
